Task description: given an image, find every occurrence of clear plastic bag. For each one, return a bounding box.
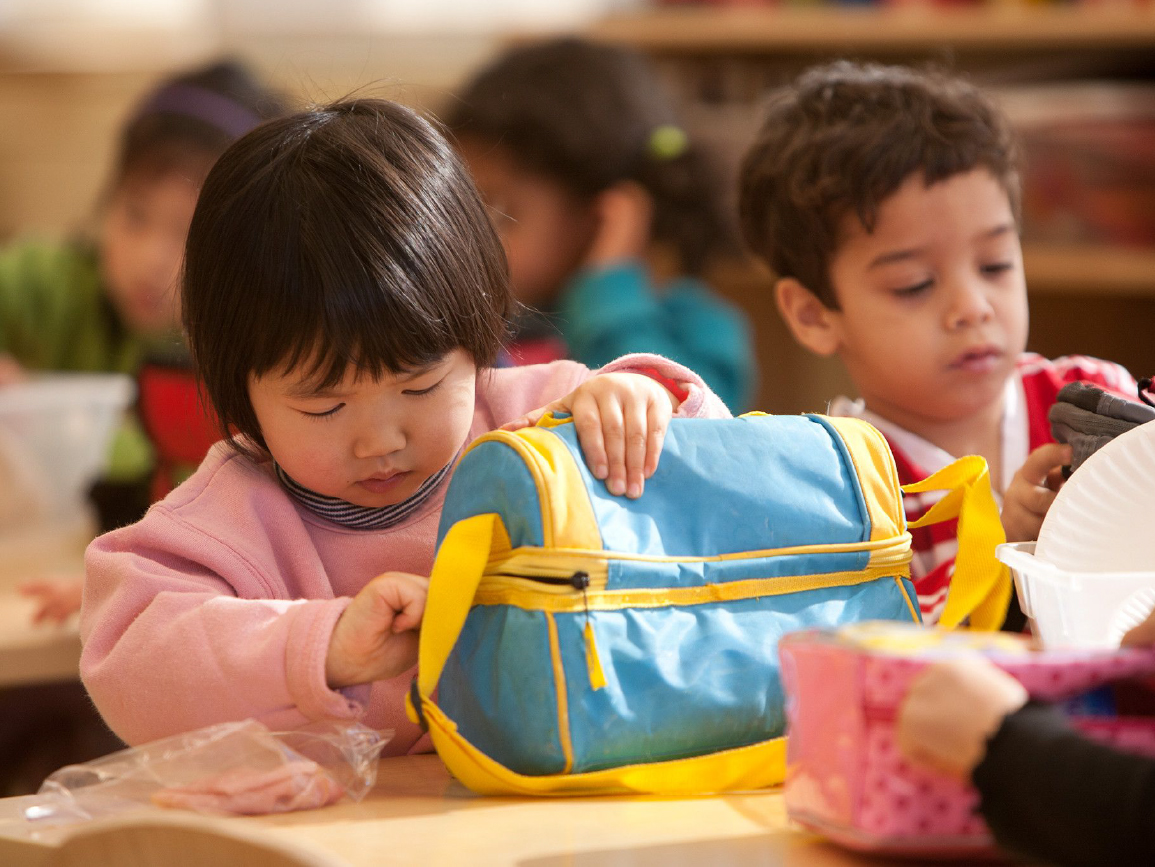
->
[5,719,390,839]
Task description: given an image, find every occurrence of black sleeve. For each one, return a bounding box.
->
[973,701,1155,867]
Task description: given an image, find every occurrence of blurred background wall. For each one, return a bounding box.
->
[1,0,1152,413]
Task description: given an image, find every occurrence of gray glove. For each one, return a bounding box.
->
[1048,379,1155,476]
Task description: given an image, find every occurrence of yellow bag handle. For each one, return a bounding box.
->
[413,512,503,700]
[902,455,1010,631]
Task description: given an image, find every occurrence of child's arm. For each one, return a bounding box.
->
[324,571,427,689]
[557,262,754,413]
[553,182,755,413]
[1001,442,1072,543]
[898,657,1155,866]
[80,502,396,747]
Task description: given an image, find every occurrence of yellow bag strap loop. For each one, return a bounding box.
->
[902,455,1010,630]
[414,513,501,701]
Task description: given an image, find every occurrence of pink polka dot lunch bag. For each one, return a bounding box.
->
[779,621,1155,857]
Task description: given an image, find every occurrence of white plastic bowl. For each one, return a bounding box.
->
[0,373,135,522]
[998,541,1155,649]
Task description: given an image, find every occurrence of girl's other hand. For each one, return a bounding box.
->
[1001,443,1071,543]
[584,181,653,269]
[896,657,1028,780]
[19,578,84,625]
[325,571,428,689]
[502,372,680,499]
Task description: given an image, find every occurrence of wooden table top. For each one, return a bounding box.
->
[0,754,998,867]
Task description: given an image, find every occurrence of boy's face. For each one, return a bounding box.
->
[100,170,198,336]
[458,138,598,308]
[248,349,478,508]
[822,169,1029,427]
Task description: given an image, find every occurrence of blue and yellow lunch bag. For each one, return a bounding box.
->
[406,413,1008,796]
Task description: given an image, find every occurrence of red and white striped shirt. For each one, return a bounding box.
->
[830,354,1136,624]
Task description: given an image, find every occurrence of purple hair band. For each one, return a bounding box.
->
[135,83,264,140]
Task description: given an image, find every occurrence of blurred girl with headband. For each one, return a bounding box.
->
[448,38,757,413]
[4,61,286,625]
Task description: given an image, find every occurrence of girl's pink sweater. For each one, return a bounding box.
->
[81,356,730,749]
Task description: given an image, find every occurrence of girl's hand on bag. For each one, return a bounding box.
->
[1001,443,1072,543]
[502,372,680,499]
[896,657,1028,780]
[325,571,428,689]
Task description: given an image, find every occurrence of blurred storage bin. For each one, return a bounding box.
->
[0,373,134,526]
[1002,83,1155,248]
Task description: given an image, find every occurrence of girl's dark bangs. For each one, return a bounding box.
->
[247,226,459,391]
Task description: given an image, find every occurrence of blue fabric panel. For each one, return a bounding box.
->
[608,549,872,591]
[437,441,545,548]
[438,606,566,774]
[548,416,871,560]
[556,577,915,774]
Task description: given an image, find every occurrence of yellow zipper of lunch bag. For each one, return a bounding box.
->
[476,534,912,605]
[475,535,912,691]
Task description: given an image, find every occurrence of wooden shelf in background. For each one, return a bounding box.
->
[711,244,1155,298]
[589,6,1155,56]
[1023,243,1155,296]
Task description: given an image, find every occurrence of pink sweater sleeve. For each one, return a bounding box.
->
[477,353,731,430]
[80,498,366,746]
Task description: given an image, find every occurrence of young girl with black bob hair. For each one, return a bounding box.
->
[79,97,729,751]
[448,38,756,412]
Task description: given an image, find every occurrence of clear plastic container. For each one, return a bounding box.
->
[997,541,1155,649]
[0,373,135,522]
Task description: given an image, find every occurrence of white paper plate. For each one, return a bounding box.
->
[1036,420,1155,572]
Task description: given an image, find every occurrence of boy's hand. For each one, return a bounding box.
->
[896,657,1028,780]
[502,372,680,499]
[325,571,428,689]
[1001,443,1072,543]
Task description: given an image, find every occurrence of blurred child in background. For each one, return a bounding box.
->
[448,38,756,413]
[0,60,283,795]
[7,60,285,626]
[0,58,286,534]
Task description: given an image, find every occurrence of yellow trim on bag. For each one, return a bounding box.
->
[464,428,602,551]
[894,576,920,622]
[475,562,914,613]
[545,613,575,773]
[418,698,788,796]
[489,533,911,574]
[821,416,905,545]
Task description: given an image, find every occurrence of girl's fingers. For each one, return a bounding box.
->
[644,398,670,479]
[500,399,569,432]
[572,393,609,482]
[597,395,627,497]
[621,395,650,498]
